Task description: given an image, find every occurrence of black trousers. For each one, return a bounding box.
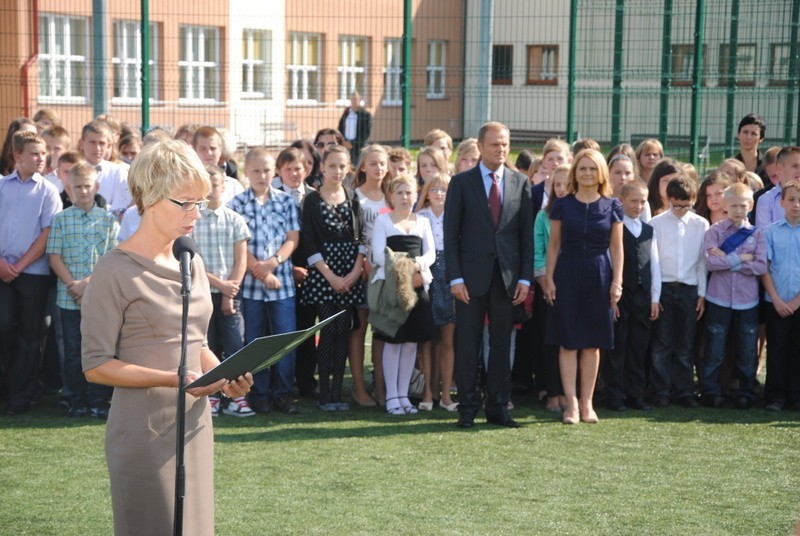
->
[294,296,318,394]
[455,264,514,419]
[0,273,51,411]
[764,306,800,405]
[604,285,651,401]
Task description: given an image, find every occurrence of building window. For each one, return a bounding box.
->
[338,36,367,103]
[719,43,757,86]
[383,39,402,106]
[526,45,558,85]
[178,26,220,102]
[38,14,89,101]
[671,44,707,86]
[112,21,158,101]
[492,45,513,85]
[242,29,272,99]
[427,41,446,99]
[287,33,321,103]
[770,44,792,85]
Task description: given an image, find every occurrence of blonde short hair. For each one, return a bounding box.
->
[385,173,418,209]
[128,139,210,214]
[568,149,612,197]
[68,161,98,185]
[723,181,754,201]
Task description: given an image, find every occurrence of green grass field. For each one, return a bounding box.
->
[2,390,799,535]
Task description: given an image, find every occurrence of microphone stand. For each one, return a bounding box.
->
[173,276,190,536]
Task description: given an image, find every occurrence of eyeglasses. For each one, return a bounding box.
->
[430,188,447,194]
[315,141,338,149]
[167,197,208,212]
[671,203,693,211]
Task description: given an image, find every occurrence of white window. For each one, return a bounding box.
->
[242,29,272,99]
[112,21,158,101]
[338,36,367,103]
[287,33,321,103]
[427,41,446,99]
[38,14,89,102]
[383,39,402,106]
[178,26,220,102]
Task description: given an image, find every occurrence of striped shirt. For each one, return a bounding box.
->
[228,187,301,301]
[46,204,119,309]
[191,205,251,293]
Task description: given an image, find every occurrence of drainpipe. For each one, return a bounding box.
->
[20,0,40,118]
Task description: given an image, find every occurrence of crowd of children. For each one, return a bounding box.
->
[1,109,799,423]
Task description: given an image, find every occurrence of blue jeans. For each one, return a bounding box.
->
[243,296,296,402]
[60,308,111,408]
[650,283,699,398]
[702,302,758,400]
[207,293,245,360]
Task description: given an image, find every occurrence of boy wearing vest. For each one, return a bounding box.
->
[604,182,661,411]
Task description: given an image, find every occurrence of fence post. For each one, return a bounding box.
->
[689,0,705,166]
[567,0,579,143]
[92,0,107,118]
[401,0,412,148]
[785,0,800,144]
[140,0,150,133]
[658,0,673,151]
[724,0,739,158]
[611,0,624,147]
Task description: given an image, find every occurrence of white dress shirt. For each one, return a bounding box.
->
[95,160,132,215]
[623,215,662,302]
[649,209,709,297]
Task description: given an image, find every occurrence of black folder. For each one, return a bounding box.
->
[184,310,344,389]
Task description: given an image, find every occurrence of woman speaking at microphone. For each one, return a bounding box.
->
[81,139,252,536]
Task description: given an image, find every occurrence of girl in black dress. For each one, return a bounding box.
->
[370,175,436,415]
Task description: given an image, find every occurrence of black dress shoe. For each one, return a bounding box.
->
[250,399,272,414]
[627,397,652,411]
[456,415,475,429]
[273,396,299,415]
[486,415,521,428]
[677,395,699,408]
[654,395,670,408]
[734,397,751,410]
[607,399,627,412]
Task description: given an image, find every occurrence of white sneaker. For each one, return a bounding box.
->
[209,396,220,417]
[222,396,255,417]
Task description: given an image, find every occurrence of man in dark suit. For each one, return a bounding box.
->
[337,91,372,164]
[444,121,534,428]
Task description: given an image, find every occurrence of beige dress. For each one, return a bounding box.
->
[81,248,214,536]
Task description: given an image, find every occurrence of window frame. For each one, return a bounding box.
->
[426,41,446,100]
[178,25,221,104]
[337,35,368,105]
[769,43,792,86]
[719,43,757,87]
[241,28,272,100]
[670,43,708,87]
[287,32,322,105]
[38,14,90,103]
[525,44,559,86]
[382,38,402,107]
[111,20,159,104]
[492,44,514,86]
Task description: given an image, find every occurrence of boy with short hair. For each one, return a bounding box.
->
[762,180,800,411]
[55,151,107,210]
[191,166,253,417]
[702,183,767,409]
[42,125,72,187]
[604,181,661,411]
[46,162,118,418]
[755,146,800,228]
[649,175,709,408]
[0,131,62,415]
[387,147,412,178]
[79,120,131,217]
[192,126,244,204]
[229,147,300,415]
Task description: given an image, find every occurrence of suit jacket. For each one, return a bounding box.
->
[337,108,372,144]
[531,181,546,221]
[444,165,534,297]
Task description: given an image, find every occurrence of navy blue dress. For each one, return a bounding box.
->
[546,195,623,349]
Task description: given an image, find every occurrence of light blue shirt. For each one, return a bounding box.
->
[755,186,784,229]
[0,171,62,275]
[764,218,800,303]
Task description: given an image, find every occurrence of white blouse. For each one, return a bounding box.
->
[370,213,436,289]
[416,207,445,251]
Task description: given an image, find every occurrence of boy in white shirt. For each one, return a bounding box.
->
[648,174,709,408]
[79,121,131,218]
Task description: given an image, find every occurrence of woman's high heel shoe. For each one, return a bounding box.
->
[439,400,459,412]
[418,401,434,411]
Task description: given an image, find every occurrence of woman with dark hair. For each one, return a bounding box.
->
[734,113,767,173]
[646,158,683,216]
[0,117,37,176]
[290,139,323,189]
[313,128,344,156]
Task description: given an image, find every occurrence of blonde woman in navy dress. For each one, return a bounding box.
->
[544,149,624,424]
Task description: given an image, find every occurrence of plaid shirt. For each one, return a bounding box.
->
[228,187,301,301]
[46,205,119,310]
[191,205,252,293]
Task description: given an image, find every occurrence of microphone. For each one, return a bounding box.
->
[172,235,197,294]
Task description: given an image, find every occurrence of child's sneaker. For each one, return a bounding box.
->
[209,396,221,417]
[222,396,255,417]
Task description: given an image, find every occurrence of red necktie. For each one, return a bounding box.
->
[488,172,501,226]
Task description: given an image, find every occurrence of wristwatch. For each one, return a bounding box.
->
[273,253,284,264]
